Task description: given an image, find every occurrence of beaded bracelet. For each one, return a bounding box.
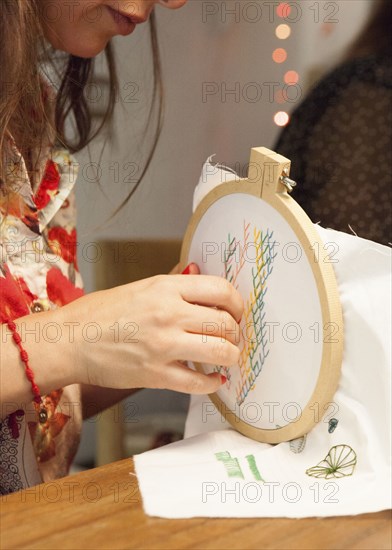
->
[7,320,48,438]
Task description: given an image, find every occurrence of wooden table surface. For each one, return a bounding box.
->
[0,458,390,550]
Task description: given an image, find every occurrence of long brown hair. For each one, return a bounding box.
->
[0,0,163,207]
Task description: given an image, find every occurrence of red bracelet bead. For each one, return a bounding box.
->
[12,332,21,344]
[6,320,47,437]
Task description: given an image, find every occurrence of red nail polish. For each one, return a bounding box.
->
[221,375,227,385]
[182,264,192,274]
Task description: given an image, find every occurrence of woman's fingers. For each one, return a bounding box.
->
[175,275,244,323]
[180,303,242,346]
[157,362,225,395]
[66,272,244,393]
[174,333,241,367]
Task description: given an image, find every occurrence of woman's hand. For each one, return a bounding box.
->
[60,274,244,395]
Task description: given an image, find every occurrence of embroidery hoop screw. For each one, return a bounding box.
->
[280,168,297,193]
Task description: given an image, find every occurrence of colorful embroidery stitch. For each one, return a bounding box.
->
[306,445,357,479]
[235,226,276,405]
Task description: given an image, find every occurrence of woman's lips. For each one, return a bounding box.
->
[107,6,137,36]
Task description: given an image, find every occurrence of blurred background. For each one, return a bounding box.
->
[73,0,375,469]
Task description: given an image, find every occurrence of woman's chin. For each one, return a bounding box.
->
[46,35,110,58]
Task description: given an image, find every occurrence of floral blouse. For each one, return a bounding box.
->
[0,139,84,494]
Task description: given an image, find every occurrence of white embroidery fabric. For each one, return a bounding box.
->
[134,159,391,518]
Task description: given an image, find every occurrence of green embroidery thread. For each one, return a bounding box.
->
[246,454,265,482]
[222,221,250,289]
[306,445,357,479]
[215,451,244,479]
[215,452,266,482]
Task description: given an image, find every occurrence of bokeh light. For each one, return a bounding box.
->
[284,70,299,84]
[274,90,286,104]
[274,111,290,127]
[277,3,291,19]
[275,24,291,40]
[272,48,287,63]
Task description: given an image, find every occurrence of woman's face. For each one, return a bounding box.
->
[41,0,188,57]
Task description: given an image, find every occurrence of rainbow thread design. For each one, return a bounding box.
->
[236,226,276,405]
[215,223,276,403]
[215,221,251,387]
[222,221,250,289]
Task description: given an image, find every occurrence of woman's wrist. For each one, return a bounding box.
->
[36,304,82,387]
[2,306,80,404]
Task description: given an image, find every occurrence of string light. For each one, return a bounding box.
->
[274,111,290,127]
[273,3,300,126]
[275,24,291,40]
[277,2,291,19]
[284,70,299,84]
[272,48,287,63]
[274,90,286,104]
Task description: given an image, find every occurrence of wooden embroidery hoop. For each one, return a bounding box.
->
[180,147,343,443]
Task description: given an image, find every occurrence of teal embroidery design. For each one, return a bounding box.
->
[306,445,357,479]
[328,418,339,433]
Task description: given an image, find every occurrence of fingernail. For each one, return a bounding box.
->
[181,264,192,274]
[221,375,227,385]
